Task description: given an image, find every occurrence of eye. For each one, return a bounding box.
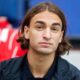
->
[51,27,57,30]
[35,25,45,31]
[51,25,61,32]
[51,27,58,31]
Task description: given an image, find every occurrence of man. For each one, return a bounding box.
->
[0,2,80,80]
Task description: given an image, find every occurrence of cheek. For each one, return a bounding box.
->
[52,34,62,44]
[30,32,41,39]
[29,31,42,44]
[51,35,61,50]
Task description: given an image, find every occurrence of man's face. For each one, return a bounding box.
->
[24,11,63,55]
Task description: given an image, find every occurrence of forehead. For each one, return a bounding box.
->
[30,11,62,25]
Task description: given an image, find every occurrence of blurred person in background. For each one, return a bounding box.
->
[0,16,27,62]
[0,2,80,80]
[0,16,12,29]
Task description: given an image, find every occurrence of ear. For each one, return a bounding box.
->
[59,31,64,43]
[24,26,29,39]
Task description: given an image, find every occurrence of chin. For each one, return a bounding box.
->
[36,49,54,55]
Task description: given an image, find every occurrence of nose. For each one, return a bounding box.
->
[43,28,51,40]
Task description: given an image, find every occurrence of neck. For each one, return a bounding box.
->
[27,49,56,78]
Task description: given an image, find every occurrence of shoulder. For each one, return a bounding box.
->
[0,56,24,79]
[57,56,80,80]
[0,56,24,72]
[0,54,27,79]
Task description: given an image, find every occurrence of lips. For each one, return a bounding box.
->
[39,42,51,44]
[38,42,52,47]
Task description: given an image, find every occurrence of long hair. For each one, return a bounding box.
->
[17,2,72,55]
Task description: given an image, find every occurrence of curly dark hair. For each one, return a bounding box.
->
[17,2,72,55]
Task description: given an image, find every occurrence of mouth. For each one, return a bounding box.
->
[39,42,52,47]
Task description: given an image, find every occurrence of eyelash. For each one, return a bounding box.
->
[35,25,60,31]
[51,28,58,31]
[37,26,43,28]
[35,25,44,30]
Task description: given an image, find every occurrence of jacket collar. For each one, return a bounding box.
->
[18,54,75,80]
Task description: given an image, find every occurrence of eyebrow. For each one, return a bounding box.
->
[35,21,62,27]
[52,23,62,27]
[35,21,45,25]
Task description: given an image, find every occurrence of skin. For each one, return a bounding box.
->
[24,11,63,78]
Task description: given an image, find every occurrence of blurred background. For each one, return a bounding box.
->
[0,0,80,69]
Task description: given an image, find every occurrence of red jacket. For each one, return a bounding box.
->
[0,28,27,62]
